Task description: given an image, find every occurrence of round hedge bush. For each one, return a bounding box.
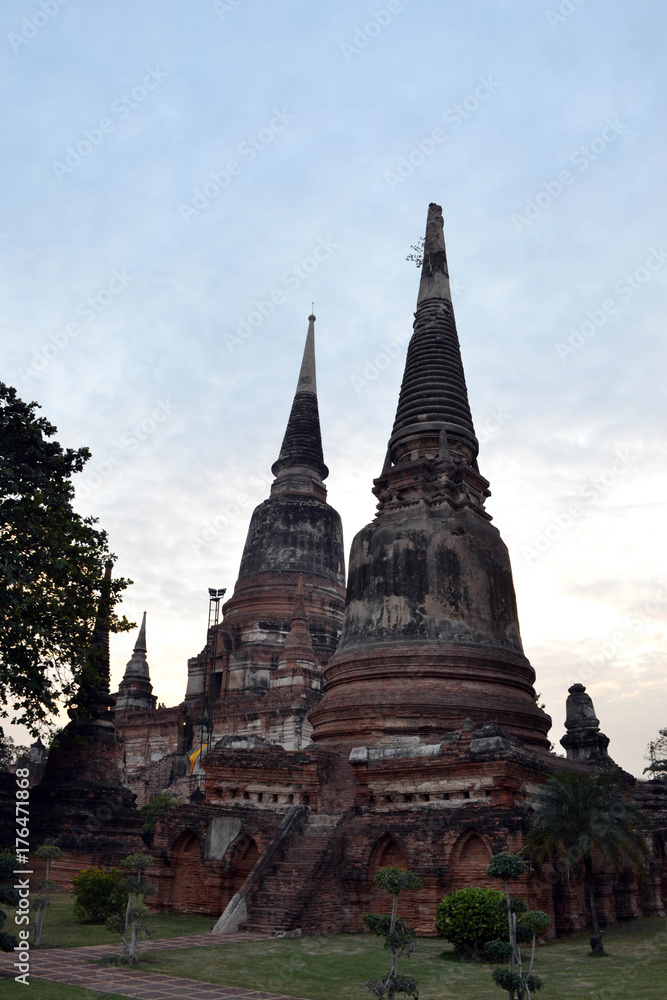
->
[435,886,507,959]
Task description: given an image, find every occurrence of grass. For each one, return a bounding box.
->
[142,918,667,1000]
[3,892,215,949]
[3,895,666,999]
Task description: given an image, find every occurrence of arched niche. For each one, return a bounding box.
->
[367,833,418,927]
[449,829,493,891]
[170,828,208,913]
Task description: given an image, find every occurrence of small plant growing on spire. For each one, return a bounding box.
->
[33,844,63,946]
[406,237,425,268]
[363,866,423,999]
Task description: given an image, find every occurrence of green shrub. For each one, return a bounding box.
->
[72,867,126,923]
[435,887,507,959]
[0,850,19,951]
[140,792,181,834]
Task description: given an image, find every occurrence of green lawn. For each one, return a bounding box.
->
[3,895,666,1000]
[3,892,215,949]
[143,918,667,1000]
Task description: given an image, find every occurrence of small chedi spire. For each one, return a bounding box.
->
[115,612,157,712]
[275,576,318,675]
[270,575,322,750]
[271,314,329,500]
[560,683,613,764]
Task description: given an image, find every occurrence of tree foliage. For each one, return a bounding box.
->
[644,727,667,780]
[526,771,648,955]
[0,726,28,770]
[487,853,527,881]
[139,791,181,834]
[107,853,156,963]
[0,383,133,733]
[373,867,423,896]
[363,867,422,999]
[405,237,425,268]
[33,843,63,946]
[487,852,551,999]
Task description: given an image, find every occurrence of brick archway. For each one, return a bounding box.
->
[367,833,418,926]
[171,828,208,913]
[448,829,493,891]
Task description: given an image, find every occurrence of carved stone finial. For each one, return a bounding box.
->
[560,684,613,764]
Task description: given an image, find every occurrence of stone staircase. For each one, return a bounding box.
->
[243,813,340,934]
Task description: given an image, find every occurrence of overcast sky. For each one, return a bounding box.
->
[2,0,665,777]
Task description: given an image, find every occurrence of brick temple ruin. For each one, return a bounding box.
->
[33,203,667,936]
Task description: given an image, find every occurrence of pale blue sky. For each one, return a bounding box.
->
[2,0,666,775]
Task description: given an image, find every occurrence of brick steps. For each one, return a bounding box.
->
[243,815,339,933]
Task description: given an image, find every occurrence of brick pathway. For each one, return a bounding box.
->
[0,932,311,1000]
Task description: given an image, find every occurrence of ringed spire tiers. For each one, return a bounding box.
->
[389,202,479,467]
[310,203,551,750]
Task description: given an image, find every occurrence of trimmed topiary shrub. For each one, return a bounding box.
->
[435,886,507,960]
[72,867,127,923]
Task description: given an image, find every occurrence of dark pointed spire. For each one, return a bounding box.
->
[389,203,478,467]
[122,612,149,682]
[70,560,115,720]
[271,314,329,488]
[89,559,113,696]
[115,611,156,711]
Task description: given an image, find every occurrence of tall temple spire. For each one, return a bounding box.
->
[115,612,157,712]
[70,560,115,721]
[389,202,478,469]
[310,203,551,750]
[208,310,346,713]
[90,559,113,695]
[271,314,328,497]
